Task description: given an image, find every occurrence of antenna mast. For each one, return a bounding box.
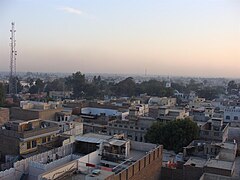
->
[9,22,17,95]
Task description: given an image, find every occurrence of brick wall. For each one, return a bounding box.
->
[0,108,9,125]
[114,145,163,180]
[161,167,184,180]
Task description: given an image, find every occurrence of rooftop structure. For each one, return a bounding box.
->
[0,119,59,157]
[200,118,229,142]
[0,134,163,180]
[11,101,64,121]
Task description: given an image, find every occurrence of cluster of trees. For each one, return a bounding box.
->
[227,80,240,95]
[145,118,199,152]
[63,72,174,99]
[172,79,225,100]
[23,72,228,100]
[1,71,235,102]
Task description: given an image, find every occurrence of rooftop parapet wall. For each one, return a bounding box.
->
[28,154,81,180]
[0,125,59,139]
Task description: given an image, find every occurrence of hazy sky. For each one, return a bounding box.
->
[0,0,240,77]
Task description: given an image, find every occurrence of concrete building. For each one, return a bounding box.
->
[199,118,229,142]
[0,108,9,125]
[183,140,237,162]
[148,97,176,107]
[0,119,59,158]
[106,116,156,142]
[0,134,163,180]
[149,106,189,122]
[81,107,129,120]
[49,91,73,100]
[224,106,240,123]
[200,173,239,180]
[11,101,63,121]
[161,140,238,180]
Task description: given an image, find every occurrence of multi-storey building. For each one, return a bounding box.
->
[149,106,189,122]
[199,118,229,142]
[224,106,240,123]
[0,119,59,157]
[106,116,156,142]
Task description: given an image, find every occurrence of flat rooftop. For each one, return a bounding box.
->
[75,133,112,144]
[65,169,115,180]
[205,159,234,171]
[184,157,207,168]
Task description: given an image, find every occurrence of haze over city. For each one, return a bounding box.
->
[0,0,240,77]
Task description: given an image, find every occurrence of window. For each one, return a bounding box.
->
[47,136,51,142]
[32,140,37,148]
[124,126,128,128]
[109,124,112,126]
[135,136,138,141]
[27,141,31,149]
[114,124,117,127]
[65,117,68,121]
[130,126,133,129]
[141,127,144,130]
[42,137,46,143]
[226,116,230,120]
[135,127,139,130]
[234,116,238,120]
[119,125,122,128]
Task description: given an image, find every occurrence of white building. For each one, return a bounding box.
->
[224,106,240,122]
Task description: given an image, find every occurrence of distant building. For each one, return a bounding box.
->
[148,97,176,107]
[49,91,73,100]
[11,101,63,120]
[149,106,189,122]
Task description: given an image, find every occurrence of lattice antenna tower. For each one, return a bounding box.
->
[9,22,17,95]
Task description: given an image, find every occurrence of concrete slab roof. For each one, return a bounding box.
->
[205,159,234,171]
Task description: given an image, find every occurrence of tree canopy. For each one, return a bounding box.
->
[145,118,199,152]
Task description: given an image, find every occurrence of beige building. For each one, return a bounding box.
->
[11,101,63,121]
[0,119,59,157]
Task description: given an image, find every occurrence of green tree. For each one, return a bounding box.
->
[145,118,199,152]
[114,77,136,96]
[65,71,86,98]
[227,80,238,94]
[45,78,66,92]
